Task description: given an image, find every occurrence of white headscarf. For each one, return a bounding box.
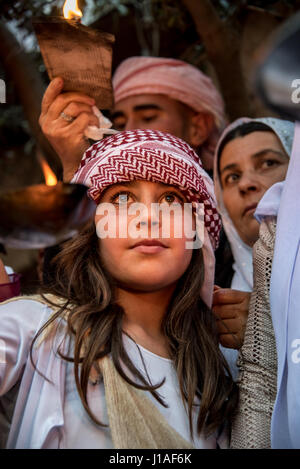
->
[255,121,299,449]
[214,117,294,292]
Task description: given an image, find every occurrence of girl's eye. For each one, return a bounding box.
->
[111,192,133,205]
[118,194,129,204]
[161,192,184,205]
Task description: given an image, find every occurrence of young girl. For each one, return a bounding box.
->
[0,129,237,449]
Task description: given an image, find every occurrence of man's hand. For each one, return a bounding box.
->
[39,77,98,182]
[212,286,250,349]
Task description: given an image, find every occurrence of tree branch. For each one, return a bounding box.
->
[182,0,254,120]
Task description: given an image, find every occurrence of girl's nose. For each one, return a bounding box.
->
[139,203,160,229]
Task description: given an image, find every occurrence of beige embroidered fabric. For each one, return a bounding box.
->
[230,218,278,448]
[97,357,194,449]
[1,294,193,449]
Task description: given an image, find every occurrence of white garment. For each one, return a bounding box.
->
[0,298,228,449]
[63,335,222,449]
[254,122,300,448]
[227,234,253,292]
[219,345,239,381]
[4,266,13,275]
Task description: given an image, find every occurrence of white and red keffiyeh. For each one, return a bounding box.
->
[73,129,220,248]
[72,129,221,305]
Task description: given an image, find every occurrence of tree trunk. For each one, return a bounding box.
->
[0,21,62,175]
[182,0,255,120]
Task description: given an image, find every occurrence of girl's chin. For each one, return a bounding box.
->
[117,278,177,293]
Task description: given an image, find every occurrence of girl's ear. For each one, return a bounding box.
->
[188,112,214,148]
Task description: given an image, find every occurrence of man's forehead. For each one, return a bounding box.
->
[111,93,178,113]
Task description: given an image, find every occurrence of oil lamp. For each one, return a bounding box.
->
[0,1,115,249]
[0,157,95,249]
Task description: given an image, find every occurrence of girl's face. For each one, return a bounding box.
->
[95,180,195,292]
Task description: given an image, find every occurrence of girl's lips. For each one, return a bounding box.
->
[132,245,166,254]
[130,240,168,254]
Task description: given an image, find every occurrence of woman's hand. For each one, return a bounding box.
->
[212,286,250,349]
[39,77,98,182]
[0,259,9,284]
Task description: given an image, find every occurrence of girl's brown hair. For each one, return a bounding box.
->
[31,222,238,438]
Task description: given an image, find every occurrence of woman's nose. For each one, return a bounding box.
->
[238,172,260,194]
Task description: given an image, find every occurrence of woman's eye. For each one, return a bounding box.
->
[262,159,278,168]
[224,173,240,185]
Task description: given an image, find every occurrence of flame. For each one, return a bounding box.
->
[63,0,83,20]
[40,158,58,186]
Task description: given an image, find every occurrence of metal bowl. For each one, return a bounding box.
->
[0,182,96,249]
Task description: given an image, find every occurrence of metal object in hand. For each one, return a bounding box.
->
[0,182,96,249]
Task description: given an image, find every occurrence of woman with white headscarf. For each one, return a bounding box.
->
[237,121,300,449]
[212,117,294,355]
[213,117,295,448]
[214,117,294,291]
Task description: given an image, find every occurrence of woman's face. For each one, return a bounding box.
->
[219,131,289,246]
[94,180,196,292]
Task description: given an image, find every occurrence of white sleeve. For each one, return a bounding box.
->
[0,299,49,395]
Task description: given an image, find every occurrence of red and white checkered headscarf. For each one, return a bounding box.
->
[72,129,221,306]
[112,57,226,165]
